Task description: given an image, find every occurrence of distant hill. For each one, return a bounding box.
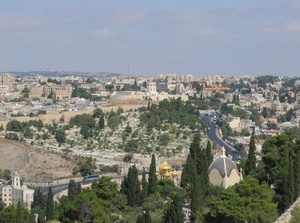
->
[0,70,122,79]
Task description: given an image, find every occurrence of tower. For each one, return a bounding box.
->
[12,171,21,187]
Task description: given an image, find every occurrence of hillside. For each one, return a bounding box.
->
[0,139,77,183]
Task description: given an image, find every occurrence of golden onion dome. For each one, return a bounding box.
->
[159,160,172,175]
[164,171,171,178]
[172,170,178,178]
[159,160,172,172]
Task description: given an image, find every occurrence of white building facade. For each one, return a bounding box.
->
[0,171,34,210]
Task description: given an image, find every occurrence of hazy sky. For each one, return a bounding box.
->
[1,1,300,77]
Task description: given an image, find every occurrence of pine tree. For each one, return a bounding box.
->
[245,132,257,175]
[206,140,213,165]
[46,187,54,221]
[141,168,148,201]
[148,154,157,195]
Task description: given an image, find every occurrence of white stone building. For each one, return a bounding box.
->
[0,171,34,210]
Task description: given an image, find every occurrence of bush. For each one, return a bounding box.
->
[5,133,19,141]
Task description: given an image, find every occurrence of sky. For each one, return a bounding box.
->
[0,1,300,77]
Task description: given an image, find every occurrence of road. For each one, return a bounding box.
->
[201,115,240,161]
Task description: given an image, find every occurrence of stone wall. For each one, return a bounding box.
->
[0,102,148,129]
[24,176,83,187]
[274,197,300,223]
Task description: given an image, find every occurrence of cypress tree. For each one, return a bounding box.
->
[32,187,45,209]
[16,201,24,223]
[121,165,141,206]
[136,214,145,223]
[99,116,105,130]
[206,140,213,165]
[245,132,256,175]
[180,163,187,188]
[199,149,209,196]
[294,150,300,198]
[162,193,184,223]
[189,134,201,164]
[46,187,54,221]
[190,177,202,223]
[68,179,77,201]
[287,154,295,206]
[141,168,148,201]
[145,207,152,223]
[148,154,157,195]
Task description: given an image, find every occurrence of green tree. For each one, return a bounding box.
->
[206,140,213,165]
[98,116,105,130]
[141,168,148,201]
[80,124,93,139]
[262,133,294,211]
[245,132,256,176]
[91,176,127,211]
[68,179,78,201]
[32,187,46,210]
[162,193,184,223]
[0,205,17,223]
[58,189,109,223]
[55,129,66,145]
[6,120,23,132]
[207,177,278,223]
[190,177,202,223]
[148,154,157,195]
[46,188,54,221]
[92,108,103,118]
[121,165,141,207]
[136,208,152,223]
[73,157,96,177]
[180,154,196,188]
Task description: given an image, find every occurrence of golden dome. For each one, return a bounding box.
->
[159,160,172,175]
[164,171,171,178]
[172,170,178,178]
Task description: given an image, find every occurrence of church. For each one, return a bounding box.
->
[208,147,243,189]
[0,171,34,210]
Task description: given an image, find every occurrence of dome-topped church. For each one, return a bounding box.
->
[158,159,178,184]
[208,147,243,189]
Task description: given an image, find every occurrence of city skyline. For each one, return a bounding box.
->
[1,1,300,77]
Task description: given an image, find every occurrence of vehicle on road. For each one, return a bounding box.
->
[83,174,100,182]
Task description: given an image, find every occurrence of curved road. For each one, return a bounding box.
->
[202,115,240,161]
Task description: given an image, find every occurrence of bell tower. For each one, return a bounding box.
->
[12,171,21,187]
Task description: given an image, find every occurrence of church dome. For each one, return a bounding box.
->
[208,156,239,177]
[171,170,178,178]
[159,160,172,175]
[208,147,243,189]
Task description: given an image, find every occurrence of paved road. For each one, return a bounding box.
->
[201,115,240,161]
